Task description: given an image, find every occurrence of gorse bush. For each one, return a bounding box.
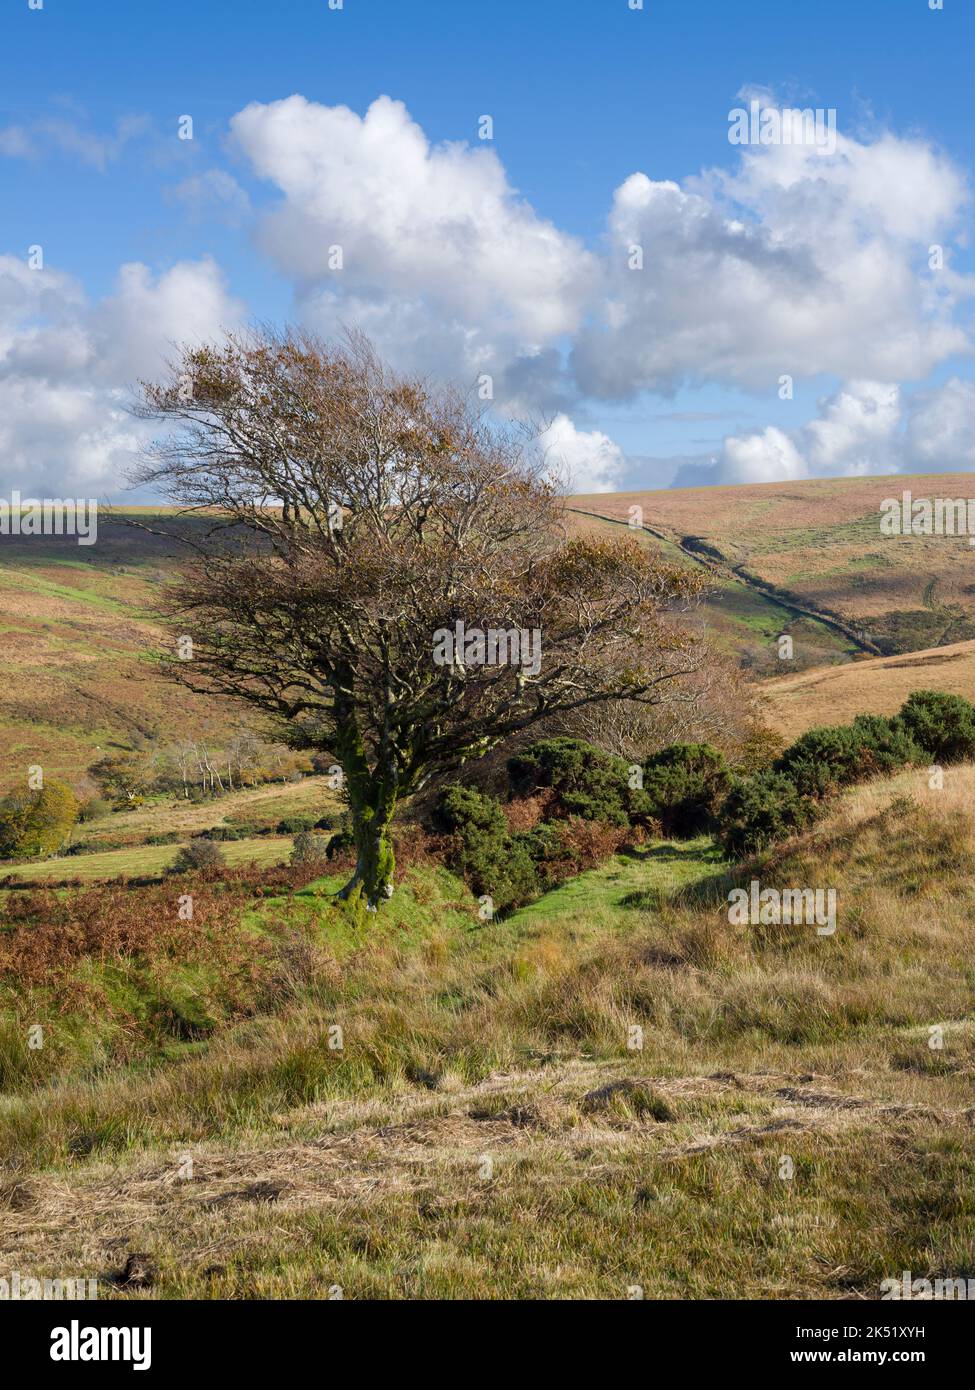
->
[774,719,918,799]
[168,838,227,874]
[507,737,651,827]
[431,785,540,913]
[0,780,80,860]
[718,771,820,859]
[719,700,939,858]
[641,743,731,837]
[277,814,333,835]
[774,725,863,799]
[428,688,975,883]
[290,830,332,866]
[325,829,356,861]
[850,714,925,769]
[512,821,573,884]
[899,690,975,764]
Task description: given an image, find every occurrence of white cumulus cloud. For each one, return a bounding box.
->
[0,254,242,497]
[676,378,975,488]
[572,126,971,398]
[537,414,626,494]
[230,94,595,370]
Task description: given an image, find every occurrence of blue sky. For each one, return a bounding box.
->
[2,0,974,499]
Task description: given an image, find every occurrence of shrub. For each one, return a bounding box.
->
[167,838,227,874]
[776,717,922,799]
[899,690,975,763]
[718,771,819,859]
[77,796,112,823]
[64,837,128,855]
[224,820,267,838]
[507,737,649,827]
[850,714,924,769]
[0,780,80,860]
[514,821,574,887]
[290,831,332,866]
[641,743,731,837]
[325,830,355,861]
[276,815,318,835]
[432,785,539,912]
[430,784,508,839]
[774,725,866,798]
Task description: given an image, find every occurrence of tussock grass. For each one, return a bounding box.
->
[1,779,974,1298]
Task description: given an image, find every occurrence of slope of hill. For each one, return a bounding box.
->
[2,771,973,1298]
[759,638,975,740]
[570,470,975,665]
[4,478,975,792]
[565,506,859,670]
[0,512,262,790]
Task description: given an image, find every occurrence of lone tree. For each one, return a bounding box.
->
[133,330,706,909]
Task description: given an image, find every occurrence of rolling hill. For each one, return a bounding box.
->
[0,511,259,790]
[758,638,975,740]
[570,470,975,669]
[2,475,975,793]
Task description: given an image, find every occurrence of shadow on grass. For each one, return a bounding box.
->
[618,841,732,912]
[619,843,725,866]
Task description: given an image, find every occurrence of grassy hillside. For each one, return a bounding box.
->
[760,638,975,739]
[570,470,975,665]
[566,506,859,670]
[2,771,973,1298]
[4,481,975,794]
[0,511,258,789]
[2,834,293,883]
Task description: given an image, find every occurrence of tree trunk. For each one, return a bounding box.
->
[338,779,397,909]
[332,691,400,911]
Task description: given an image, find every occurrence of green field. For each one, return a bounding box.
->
[3,834,293,882]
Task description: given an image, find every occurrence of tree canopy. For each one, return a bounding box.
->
[133,329,707,908]
[0,780,80,860]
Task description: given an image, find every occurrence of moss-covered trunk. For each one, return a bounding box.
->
[333,702,399,910]
[340,781,397,909]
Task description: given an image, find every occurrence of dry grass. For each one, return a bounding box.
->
[3,1060,971,1300]
[759,640,975,738]
[1,773,974,1298]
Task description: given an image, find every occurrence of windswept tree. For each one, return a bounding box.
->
[133,329,707,908]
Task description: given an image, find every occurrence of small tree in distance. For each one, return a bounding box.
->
[168,838,226,875]
[133,329,707,910]
[0,779,80,860]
